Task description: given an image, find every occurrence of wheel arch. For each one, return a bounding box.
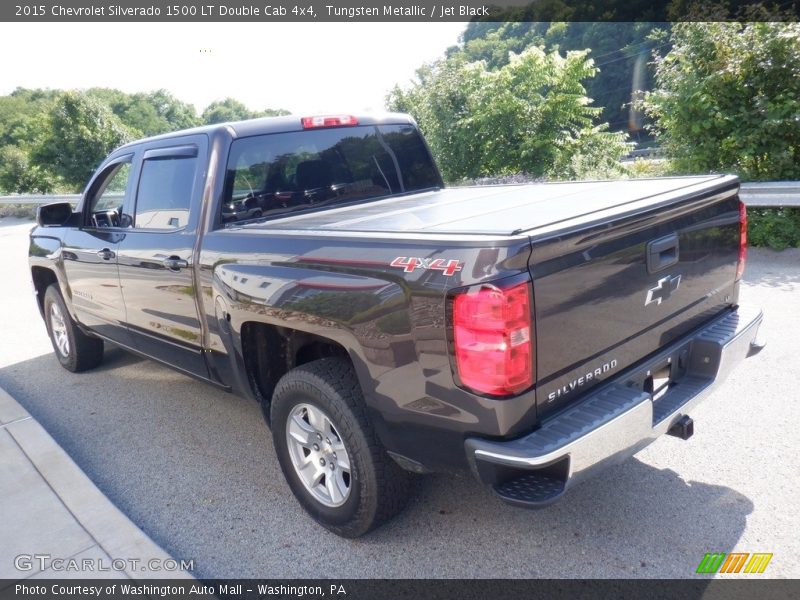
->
[31,266,59,317]
[239,321,371,424]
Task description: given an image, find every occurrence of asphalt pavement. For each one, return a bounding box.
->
[1,216,798,578]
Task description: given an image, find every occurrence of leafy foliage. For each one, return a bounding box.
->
[87,88,200,137]
[201,98,290,125]
[0,87,290,193]
[458,21,666,136]
[748,208,800,250]
[31,92,134,191]
[641,20,800,181]
[0,145,56,193]
[388,46,630,181]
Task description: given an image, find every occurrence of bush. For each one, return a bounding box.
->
[622,158,673,179]
[748,208,800,250]
[0,204,37,219]
[642,20,800,181]
[388,46,630,182]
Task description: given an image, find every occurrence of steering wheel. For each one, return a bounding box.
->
[91,209,120,228]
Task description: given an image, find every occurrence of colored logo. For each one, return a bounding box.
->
[389,257,463,276]
[696,552,773,574]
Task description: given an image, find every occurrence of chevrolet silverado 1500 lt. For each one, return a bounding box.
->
[29,113,763,537]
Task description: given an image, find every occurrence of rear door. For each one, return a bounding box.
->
[62,156,135,346]
[116,135,209,378]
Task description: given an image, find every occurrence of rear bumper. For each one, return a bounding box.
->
[464,305,764,507]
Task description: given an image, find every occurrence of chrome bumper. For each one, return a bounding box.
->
[465,305,764,507]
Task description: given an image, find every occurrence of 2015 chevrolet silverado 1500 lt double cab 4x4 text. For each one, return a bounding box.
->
[29,114,764,537]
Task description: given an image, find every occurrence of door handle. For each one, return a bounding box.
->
[162,256,189,271]
[96,248,116,260]
[646,234,679,273]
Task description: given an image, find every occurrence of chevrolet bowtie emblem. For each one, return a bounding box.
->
[645,274,681,306]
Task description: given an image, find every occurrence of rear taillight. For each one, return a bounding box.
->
[452,280,534,396]
[301,115,359,129]
[736,200,747,281]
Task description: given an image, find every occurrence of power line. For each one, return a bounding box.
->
[593,41,671,69]
[588,36,667,63]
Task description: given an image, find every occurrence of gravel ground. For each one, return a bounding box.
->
[1,216,798,578]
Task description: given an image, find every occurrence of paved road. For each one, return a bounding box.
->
[1,217,798,578]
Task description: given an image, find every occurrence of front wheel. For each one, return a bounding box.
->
[43,284,104,372]
[270,358,413,537]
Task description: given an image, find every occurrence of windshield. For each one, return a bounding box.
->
[221,123,442,224]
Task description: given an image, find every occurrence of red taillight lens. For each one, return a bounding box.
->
[452,281,534,396]
[301,115,359,129]
[736,200,747,281]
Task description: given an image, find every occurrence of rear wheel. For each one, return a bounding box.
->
[43,284,104,372]
[270,358,412,537]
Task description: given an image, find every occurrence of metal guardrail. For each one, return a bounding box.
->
[626,147,666,159]
[1,182,798,208]
[739,182,800,208]
[0,194,81,206]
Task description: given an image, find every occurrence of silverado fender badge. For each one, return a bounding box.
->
[646,274,681,306]
[390,257,463,276]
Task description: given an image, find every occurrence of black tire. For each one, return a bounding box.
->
[43,284,104,372]
[270,357,412,537]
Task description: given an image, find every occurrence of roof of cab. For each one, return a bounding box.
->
[115,112,417,151]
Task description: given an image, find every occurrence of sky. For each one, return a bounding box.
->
[0,22,467,115]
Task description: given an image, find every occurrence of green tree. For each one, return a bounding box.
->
[143,89,200,132]
[641,21,800,181]
[86,88,200,136]
[201,98,289,125]
[0,145,56,193]
[0,88,59,149]
[32,91,133,191]
[388,47,630,181]
[459,21,666,135]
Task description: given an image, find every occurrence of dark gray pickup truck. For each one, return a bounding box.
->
[29,113,763,537]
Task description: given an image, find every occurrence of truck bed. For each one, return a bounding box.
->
[232,173,742,419]
[235,175,735,238]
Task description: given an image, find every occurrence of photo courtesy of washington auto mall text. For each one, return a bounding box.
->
[1,0,799,599]
[12,584,348,598]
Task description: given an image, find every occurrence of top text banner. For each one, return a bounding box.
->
[2,0,798,22]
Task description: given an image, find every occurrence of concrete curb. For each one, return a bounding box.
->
[0,385,194,580]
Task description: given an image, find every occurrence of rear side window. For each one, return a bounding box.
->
[134,156,197,230]
[221,124,441,224]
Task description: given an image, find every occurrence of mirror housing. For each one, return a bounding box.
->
[37,202,75,227]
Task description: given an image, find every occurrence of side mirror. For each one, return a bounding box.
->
[37,202,74,227]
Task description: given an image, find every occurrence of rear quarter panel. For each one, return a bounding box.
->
[197,229,535,469]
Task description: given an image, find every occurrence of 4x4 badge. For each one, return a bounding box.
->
[390,257,463,276]
[646,274,681,306]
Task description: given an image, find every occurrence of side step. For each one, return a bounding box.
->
[492,472,566,508]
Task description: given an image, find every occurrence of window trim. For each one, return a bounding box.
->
[143,145,199,160]
[130,145,200,233]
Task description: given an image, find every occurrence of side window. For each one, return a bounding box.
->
[134,156,197,230]
[88,162,131,228]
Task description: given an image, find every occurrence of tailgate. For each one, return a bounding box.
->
[529,178,742,418]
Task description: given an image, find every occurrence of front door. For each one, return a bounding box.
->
[62,157,134,346]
